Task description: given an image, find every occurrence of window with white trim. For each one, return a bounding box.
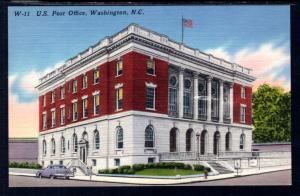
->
[168,75,178,117]
[240,134,245,150]
[51,138,56,155]
[116,87,123,110]
[60,86,65,99]
[116,126,123,149]
[82,74,88,89]
[51,91,55,103]
[147,59,155,75]
[72,133,78,152]
[93,94,100,115]
[43,95,46,107]
[211,80,219,119]
[73,102,78,121]
[82,98,88,118]
[223,84,230,120]
[73,80,77,93]
[116,60,123,76]
[183,78,193,118]
[114,159,120,166]
[145,125,154,148]
[94,69,99,84]
[42,113,47,129]
[60,107,65,125]
[51,110,56,127]
[61,136,65,153]
[42,140,47,156]
[198,77,207,119]
[146,86,155,109]
[240,105,246,123]
[94,130,100,150]
[241,86,246,99]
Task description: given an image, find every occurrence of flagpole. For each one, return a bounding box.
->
[181,16,184,43]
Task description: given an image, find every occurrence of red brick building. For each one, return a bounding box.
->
[36,24,255,171]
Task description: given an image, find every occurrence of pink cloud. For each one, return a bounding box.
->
[9,75,39,138]
[206,41,290,92]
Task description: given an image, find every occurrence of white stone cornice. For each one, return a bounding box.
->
[42,111,47,114]
[115,83,123,89]
[92,90,100,96]
[60,104,65,108]
[71,99,78,103]
[81,95,88,99]
[51,108,56,112]
[145,82,157,88]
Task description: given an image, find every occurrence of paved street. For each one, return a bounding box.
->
[9,170,291,187]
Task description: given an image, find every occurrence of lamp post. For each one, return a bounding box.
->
[196,133,200,160]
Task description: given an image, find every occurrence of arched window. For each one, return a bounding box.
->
[116,126,123,149]
[225,132,232,151]
[213,131,220,155]
[51,138,56,155]
[145,125,154,148]
[170,128,178,152]
[42,140,47,156]
[186,129,193,152]
[240,134,245,150]
[200,130,207,155]
[73,133,78,152]
[82,131,88,141]
[61,136,65,153]
[94,129,100,150]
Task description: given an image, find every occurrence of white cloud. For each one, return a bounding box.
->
[206,47,232,62]
[19,61,64,94]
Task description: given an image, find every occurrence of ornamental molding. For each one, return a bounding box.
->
[36,24,255,91]
[145,82,157,88]
[60,104,65,108]
[115,83,123,89]
[81,95,88,99]
[71,99,78,103]
[92,90,100,96]
[51,108,55,112]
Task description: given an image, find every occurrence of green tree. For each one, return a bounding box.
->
[252,84,291,143]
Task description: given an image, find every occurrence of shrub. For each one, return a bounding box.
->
[183,164,192,170]
[9,162,42,169]
[193,164,205,171]
[127,169,135,174]
[173,162,185,169]
[132,164,144,171]
[145,163,155,169]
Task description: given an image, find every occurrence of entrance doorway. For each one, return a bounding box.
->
[79,146,87,164]
[213,131,220,156]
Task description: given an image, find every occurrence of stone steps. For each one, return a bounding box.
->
[208,162,233,174]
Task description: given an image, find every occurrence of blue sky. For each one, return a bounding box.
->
[9,5,290,103]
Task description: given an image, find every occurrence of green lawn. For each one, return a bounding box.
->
[134,168,204,176]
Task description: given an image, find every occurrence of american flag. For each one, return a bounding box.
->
[183,18,193,28]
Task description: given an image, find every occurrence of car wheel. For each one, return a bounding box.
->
[65,176,69,180]
[39,173,42,179]
[50,175,54,179]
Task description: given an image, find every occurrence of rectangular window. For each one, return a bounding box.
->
[60,86,65,99]
[51,110,56,127]
[42,113,47,129]
[94,69,99,84]
[198,78,207,119]
[73,102,78,121]
[82,74,88,89]
[147,59,155,75]
[82,98,88,118]
[116,60,123,76]
[73,80,77,93]
[59,160,63,165]
[114,159,120,166]
[43,95,46,107]
[51,91,55,103]
[183,92,191,116]
[211,80,219,119]
[148,157,155,163]
[92,159,97,166]
[146,87,155,109]
[241,86,246,99]
[223,85,230,120]
[168,88,177,116]
[116,87,123,110]
[240,105,246,123]
[93,94,100,115]
[60,107,65,125]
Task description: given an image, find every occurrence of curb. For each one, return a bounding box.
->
[9,167,291,185]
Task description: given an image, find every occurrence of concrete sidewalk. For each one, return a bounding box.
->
[9,165,291,185]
